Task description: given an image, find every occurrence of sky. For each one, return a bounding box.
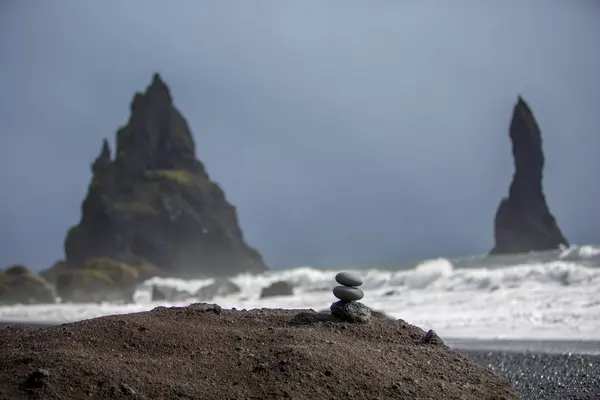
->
[1,1,599,271]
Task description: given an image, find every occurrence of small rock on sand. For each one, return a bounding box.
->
[330,300,372,323]
[260,281,293,298]
[21,368,50,389]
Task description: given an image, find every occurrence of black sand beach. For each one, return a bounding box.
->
[463,350,599,400]
[1,319,598,399]
[455,339,600,399]
[450,339,600,399]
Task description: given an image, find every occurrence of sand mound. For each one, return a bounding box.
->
[0,304,517,399]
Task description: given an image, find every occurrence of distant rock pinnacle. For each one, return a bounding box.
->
[64,73,268,277]
[490,96,569,255]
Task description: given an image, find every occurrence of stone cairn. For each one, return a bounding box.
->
[330,271,372,323]
[333,271,364,302]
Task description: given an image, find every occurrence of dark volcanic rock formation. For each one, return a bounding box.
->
[260,280,294,298]
[491,96,569,255]
[0,265,56,305]
[64,73,267,277]
[56,258,139,303]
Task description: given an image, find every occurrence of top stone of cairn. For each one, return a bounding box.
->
[335,271,363,287]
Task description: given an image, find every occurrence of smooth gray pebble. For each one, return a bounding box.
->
[335,271,363,287]
[333,285,364,301]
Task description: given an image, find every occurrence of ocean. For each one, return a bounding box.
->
[1,245,599,342]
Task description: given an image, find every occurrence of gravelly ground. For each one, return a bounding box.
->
[1,321,598,399]
[461,350,600,400]
[0,309,518,400]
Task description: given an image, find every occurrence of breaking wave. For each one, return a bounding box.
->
[1,244,599,341]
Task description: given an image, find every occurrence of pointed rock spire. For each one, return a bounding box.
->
[91,138,112,174]
[65,74,267,278]
[490,96,569,255]
[146,72,172,104]
[117,72,196,174]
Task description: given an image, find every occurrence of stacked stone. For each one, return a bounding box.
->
[330,271,371,323]
[332,271,364,302]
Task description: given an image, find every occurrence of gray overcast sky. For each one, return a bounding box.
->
[1,1,599,271]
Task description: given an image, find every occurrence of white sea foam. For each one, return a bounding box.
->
[560,244,600,261]
[1,245,599,341]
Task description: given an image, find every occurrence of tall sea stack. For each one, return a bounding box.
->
[64,73,268,277]
[491,96,569,255]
